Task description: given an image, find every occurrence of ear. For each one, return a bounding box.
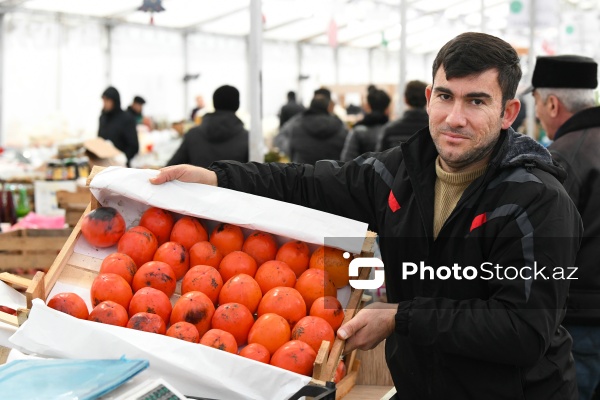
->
[425,85,433,114]
[501,98,521,130]
[547,95,560,118]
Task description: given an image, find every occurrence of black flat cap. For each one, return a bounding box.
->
[524,55,598,94]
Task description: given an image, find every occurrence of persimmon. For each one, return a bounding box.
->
[132,261,177,297]
[218,274,262,314]
[291,316,335,354]
[127,312,166,334]
[170,291,215,338]
[181,265,223,305]
[239,343,271,364]
[209,223,244,255]
[309,246,352,288]
[88,300,129,327]
[295,269,337,312]
[257,287,306,328]
[218,251,258,282]
[211,302,254,346]
[171,216,208,251]
[270,340,317,376]
[99,253,137,285]
[254,260,296,295]
[90,273,133,309]
[189,241,223,269]
[242,231,278,266]
[47,292,89,320]
[81,207,126,248]
[117,226,158,268]
[333,360,347,383]
[200,329,238,354]
[139,207,174,246]
[248,313,291,355]
[276,240,310,278]
[154,241,189,280]
[128,287,172,324]
[166,321,200,343]
[310,296,345,333]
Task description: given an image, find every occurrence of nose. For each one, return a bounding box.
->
[445,102,467,128]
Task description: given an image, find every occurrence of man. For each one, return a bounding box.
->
[528,55,600,400]
[274,88,347,164]
[127,96,146,125]
[167,85,248,168]
[278,91,305,127]
[98,86,138,167]
[340,88,390,161]
[378,80,429,151]
[152,33,582,399]
[190,95,205,123]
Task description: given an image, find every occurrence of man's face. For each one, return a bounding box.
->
[102,97,114,112]
[426,67,519,172]
[132,103,143,113]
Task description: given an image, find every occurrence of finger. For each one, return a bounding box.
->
[337,320,357,340]
[149,171,169,185]
[149,166,181,185]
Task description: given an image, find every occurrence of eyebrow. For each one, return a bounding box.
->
[433,86,492,99]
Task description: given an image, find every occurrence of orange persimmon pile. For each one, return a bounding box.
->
[49,206,353,379]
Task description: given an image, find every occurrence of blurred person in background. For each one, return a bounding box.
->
[278,91,305,128]
[528,55,600,400]
[126,96,146,125]
[341,88,391,161]
[275,88,347,164]
[167,85,248,168]
[190,95,205,124]
[98,86,138,167]
[377,80,429,151]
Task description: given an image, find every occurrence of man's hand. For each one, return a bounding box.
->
[149,165,218,186]
[337,302,397,354]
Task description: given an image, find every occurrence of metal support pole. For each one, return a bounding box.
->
[56,13,63,113]
[296,42,303,104]
[397,0,407,116]
[183,32,189,119]
[248,0,263,162]
[105,23,112,86]
[525,0,536,139]
[0,13,5,146]
[480,0,485,32]
[368,47,375,84]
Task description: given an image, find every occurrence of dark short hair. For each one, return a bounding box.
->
[367,89,391,112]
[287,91,296,100]
[431,32,522,105]
[133,96,145,104]
[314,87,332,100]
[309,97,330,113]
[404,81,428,108]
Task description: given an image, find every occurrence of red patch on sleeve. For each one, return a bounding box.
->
[388,191,401,212]
[470,213,488,232]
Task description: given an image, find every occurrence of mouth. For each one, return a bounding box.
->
[441,132,469,140]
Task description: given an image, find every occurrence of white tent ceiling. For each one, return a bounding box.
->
[2,0,596,54]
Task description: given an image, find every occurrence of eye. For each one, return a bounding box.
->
[439,94,451,100]
[471,99,485,105]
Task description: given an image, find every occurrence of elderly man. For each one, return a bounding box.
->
[527,55,600,400]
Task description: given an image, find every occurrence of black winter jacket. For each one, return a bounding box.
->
[167,111,248,168]
[276,109,347,164]
[279,101,305,127]
[550,106,600,325]
[98,87,138,164]
[378,108,429,151]
[211,128,582,399]
[340,112,389,161]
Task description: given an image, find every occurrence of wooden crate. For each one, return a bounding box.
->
[0,228,72,271]
[56,186,90,227]
[2,166,377,398]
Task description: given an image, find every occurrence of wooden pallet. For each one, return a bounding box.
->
[0,228,72,271]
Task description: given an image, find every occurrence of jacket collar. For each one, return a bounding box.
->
[554,106,600,141]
